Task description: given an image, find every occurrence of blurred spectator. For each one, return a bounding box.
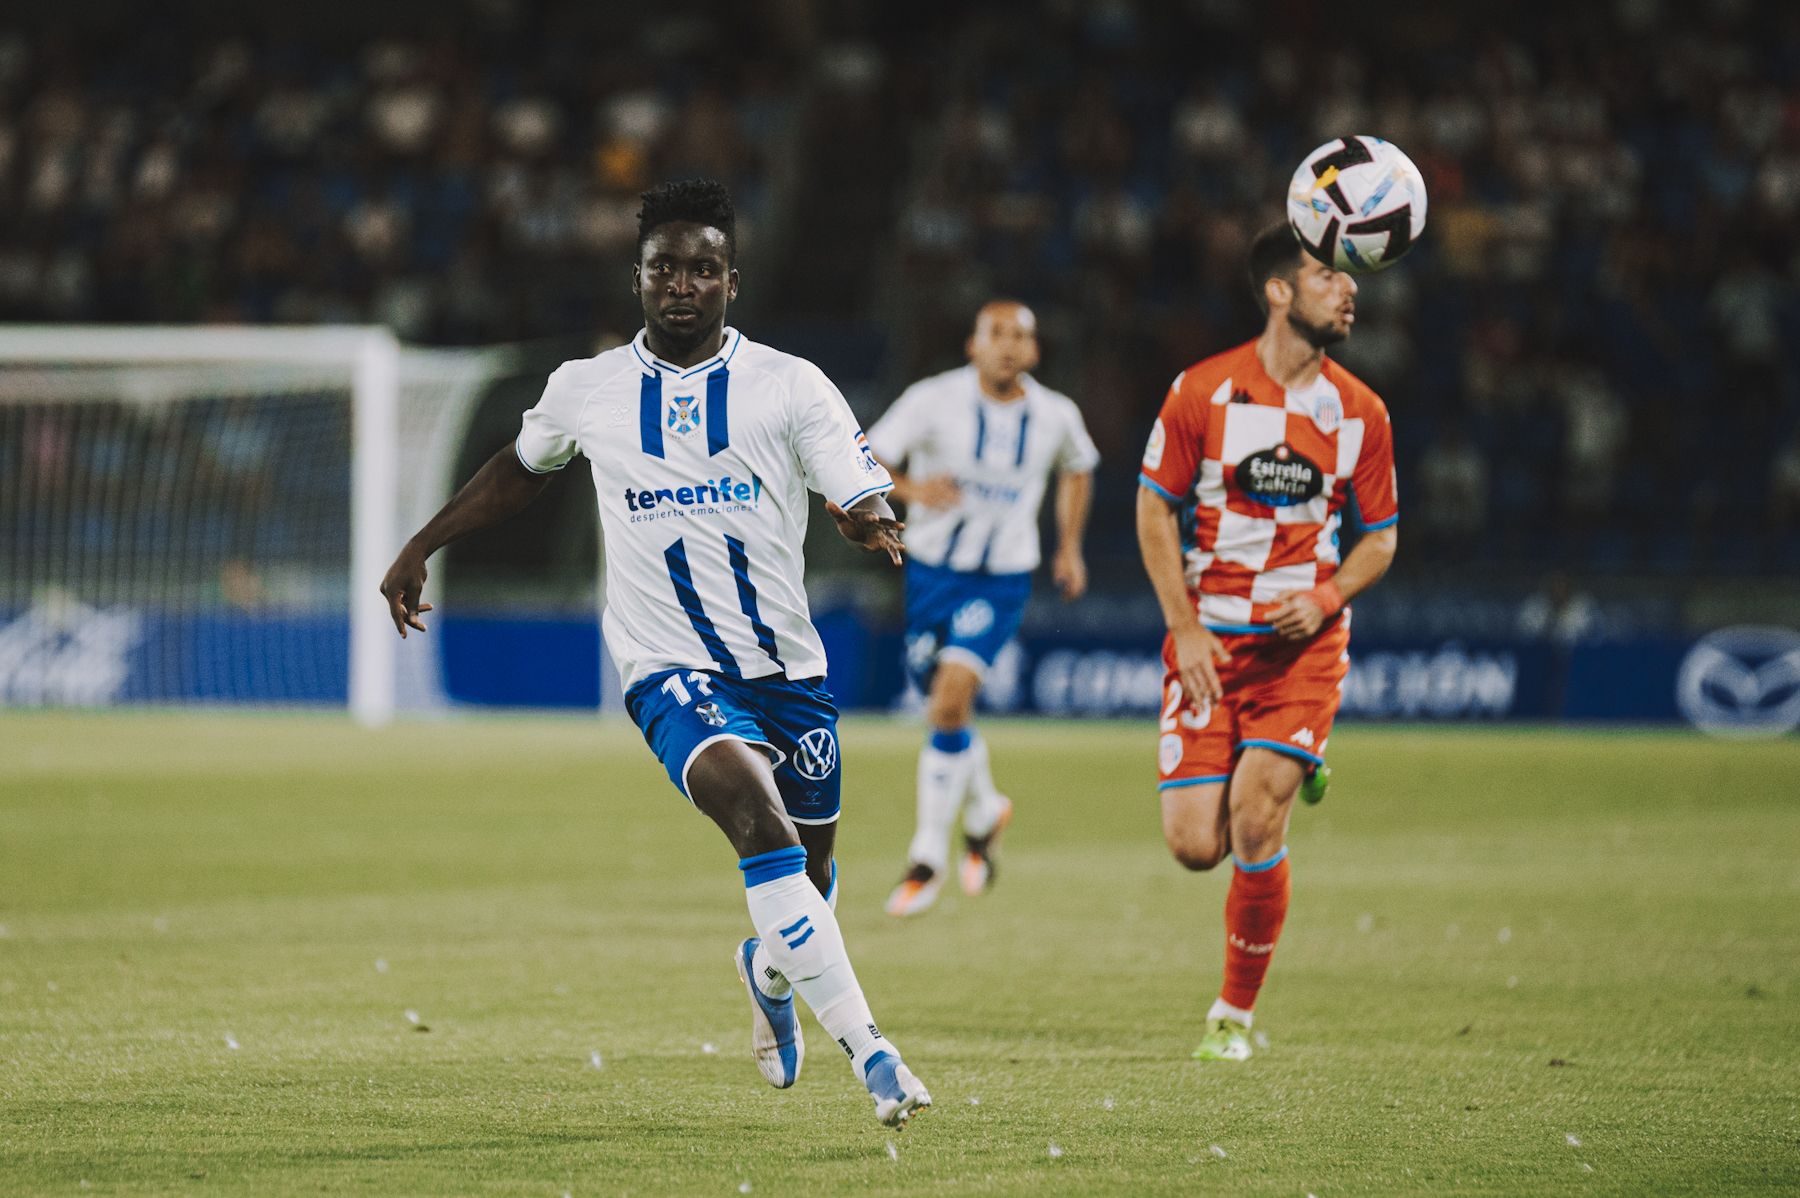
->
[1773,429,1800,531]
[1554,361,1627,522]
[1413,422,1489,552]
[1517,572,1602,644]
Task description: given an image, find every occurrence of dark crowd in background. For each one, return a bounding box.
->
[1,0,1798,597]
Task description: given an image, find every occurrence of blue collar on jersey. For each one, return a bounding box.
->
[632,327,743,379]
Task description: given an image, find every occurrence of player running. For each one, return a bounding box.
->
[1135,224,1399,1062]
[868,301,1097,916]
[380,180,931,1126]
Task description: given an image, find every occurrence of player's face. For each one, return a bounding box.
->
[966,303,1040,385]
[1285,256,1357,348]
[632,223,739,352]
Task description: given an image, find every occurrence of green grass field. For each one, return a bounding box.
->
[3,713,1797,1196]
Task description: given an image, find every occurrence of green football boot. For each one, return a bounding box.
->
[1191,1017,1253,1062]
[1299,763,1331,806]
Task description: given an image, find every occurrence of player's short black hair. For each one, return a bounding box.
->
[637,179,737,261]
[1248,223,1306,314]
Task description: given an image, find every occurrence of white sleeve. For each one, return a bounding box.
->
[789,362,894,508]
[515,363,582,473]
[1055,398,1101,473]
[865,383,927,466]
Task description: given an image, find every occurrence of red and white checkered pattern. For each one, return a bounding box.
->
[1139,340,1397,630]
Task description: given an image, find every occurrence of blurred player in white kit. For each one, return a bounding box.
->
[868,301,1098,916]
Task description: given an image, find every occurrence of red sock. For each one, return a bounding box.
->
[1219,850,1291,1012]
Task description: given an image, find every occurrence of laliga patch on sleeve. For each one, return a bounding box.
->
[1143,418,1166,470]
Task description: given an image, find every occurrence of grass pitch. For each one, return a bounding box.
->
[3,713,1797,1196]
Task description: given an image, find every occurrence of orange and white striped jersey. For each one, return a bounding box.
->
[1138,340,1398,634]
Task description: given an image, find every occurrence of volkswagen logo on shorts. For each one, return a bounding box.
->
[1676,625,1800,738]
[794,727,838,780]
[952,599,995,638]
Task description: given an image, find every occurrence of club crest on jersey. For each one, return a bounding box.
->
[1309,393,1343,434]
[1236,442,1324,507]
[795,727,839,780]
[666,394,701,440]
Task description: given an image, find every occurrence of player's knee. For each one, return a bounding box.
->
[926,689,976,730]
[926,704,971,733]
[1166,830,1227,872]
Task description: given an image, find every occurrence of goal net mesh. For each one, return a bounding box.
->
[0,336,516,715]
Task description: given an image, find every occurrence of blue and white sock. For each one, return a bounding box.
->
[908,726,975,873]
[751,858,836,999]
[960,731,1008,838]
[740,847,892,1080]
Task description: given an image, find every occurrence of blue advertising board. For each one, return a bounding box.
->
[3,602,1795,734]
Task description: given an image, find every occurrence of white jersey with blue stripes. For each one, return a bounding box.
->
[515,327,893,689]
[867,365,1099,574]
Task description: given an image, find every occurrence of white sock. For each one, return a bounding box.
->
[741,847,896,1079]
[907,727,976,873]
[750,857,837,1000]
[1208,997,1254,1028]
[960,732,1009,839]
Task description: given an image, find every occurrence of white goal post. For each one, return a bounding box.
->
[0,325,518,726]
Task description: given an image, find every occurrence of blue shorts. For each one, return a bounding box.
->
[903,560,1032,690]
[624,669,843,824]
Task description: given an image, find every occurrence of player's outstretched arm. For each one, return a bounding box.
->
[380,445,554,638]
[825,493,906,567]
[1136,484,1230,703]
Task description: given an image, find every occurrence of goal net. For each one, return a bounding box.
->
[0,326,520,725]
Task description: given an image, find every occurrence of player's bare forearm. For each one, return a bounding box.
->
[878,455,959,509]
[1137,484,1230,701]
[1054,470,1092,600]
[1332,524,1397,604]
[381,445,551,636]
[404,446,551,561]
[1055,470,1092,560]
[1135,485,1199,634]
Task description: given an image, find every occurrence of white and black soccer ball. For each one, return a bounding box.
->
[1286,135,1427,274]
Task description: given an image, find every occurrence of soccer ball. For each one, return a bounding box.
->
[1286,136,1427,274]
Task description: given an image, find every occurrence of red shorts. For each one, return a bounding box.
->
[1156,614,1351,791]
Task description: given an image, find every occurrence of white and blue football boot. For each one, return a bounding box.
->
[734,937,803,1088]
[862,1049,932,1127]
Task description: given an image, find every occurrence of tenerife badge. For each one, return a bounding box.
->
[667,394,701,440]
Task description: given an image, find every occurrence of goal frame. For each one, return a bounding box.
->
[0,325,402,726]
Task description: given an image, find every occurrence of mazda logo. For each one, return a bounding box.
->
[1676,625,1800,738]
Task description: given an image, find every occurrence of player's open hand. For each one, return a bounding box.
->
[826,500,906,566]
[380,552,433,638]
[1172,623,1230,705]
[1053,547,1087,601]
